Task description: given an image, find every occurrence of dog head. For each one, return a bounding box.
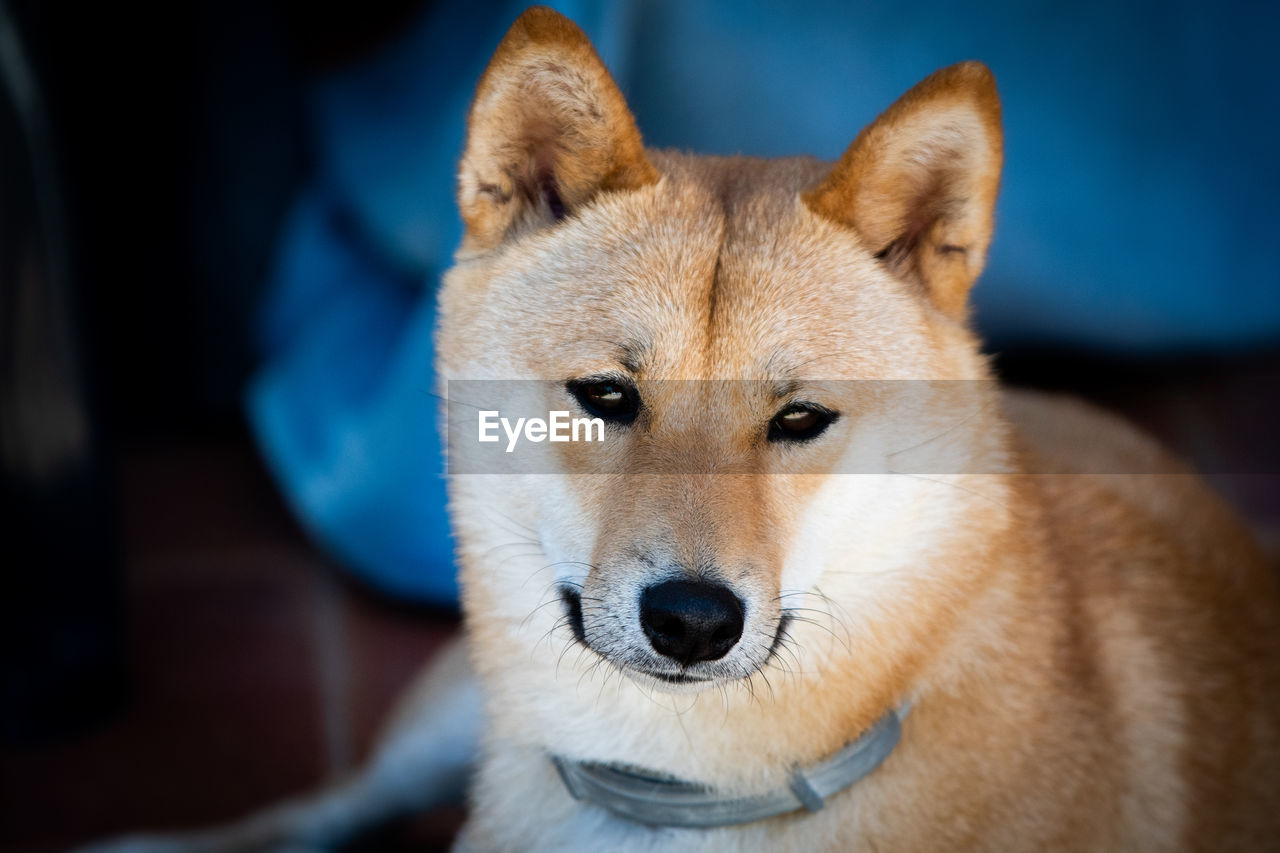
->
[439,7,1006,695]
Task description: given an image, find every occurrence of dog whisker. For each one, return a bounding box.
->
[885,402,989,459]
[786,614,851,658]
[887,470,1021,515]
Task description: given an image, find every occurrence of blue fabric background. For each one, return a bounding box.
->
[248,1,1280,603]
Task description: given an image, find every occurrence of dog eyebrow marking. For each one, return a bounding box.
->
[771,378,802,400]
[617,340,647,374]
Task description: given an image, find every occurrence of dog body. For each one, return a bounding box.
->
[81,8,1280,853]
[437,8,1280,851]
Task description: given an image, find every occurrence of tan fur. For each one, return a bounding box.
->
[457,6,657,252]
[804,61,1002,320]
[438,8,1280,851]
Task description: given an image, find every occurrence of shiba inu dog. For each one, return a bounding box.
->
[435,7,1280,851]
[86,6,1279,853]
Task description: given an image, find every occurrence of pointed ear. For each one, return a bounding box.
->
[803,62,1002,319]
[458,6,658,251]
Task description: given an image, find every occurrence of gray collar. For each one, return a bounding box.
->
[551,708,903,828]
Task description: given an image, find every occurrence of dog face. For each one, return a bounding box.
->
[438,8,1004,694]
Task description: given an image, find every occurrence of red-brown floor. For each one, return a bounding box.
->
[0,438,463,852]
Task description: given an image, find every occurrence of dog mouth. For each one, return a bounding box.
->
[558,586,790,685]
[561,585,588,645]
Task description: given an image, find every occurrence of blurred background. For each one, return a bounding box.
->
[1,0,1276,850]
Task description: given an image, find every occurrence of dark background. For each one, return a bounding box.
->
[2,2,462,850]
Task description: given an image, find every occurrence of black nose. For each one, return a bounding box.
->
[640,580,745,665]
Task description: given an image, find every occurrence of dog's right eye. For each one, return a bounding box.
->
[769,403,838,443]
[566,378,641,424]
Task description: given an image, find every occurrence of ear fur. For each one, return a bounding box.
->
[804,62,1003,319]
[458,6,658,250]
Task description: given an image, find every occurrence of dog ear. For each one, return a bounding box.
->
[804,62,1002,319]
[458,6,658,251]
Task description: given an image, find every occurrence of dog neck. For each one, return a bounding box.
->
[551,706,906,828]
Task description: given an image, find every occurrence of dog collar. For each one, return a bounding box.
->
[551,708,902,828]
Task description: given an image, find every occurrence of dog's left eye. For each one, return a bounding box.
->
[567,378,641,424]
[769,403,838,443]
